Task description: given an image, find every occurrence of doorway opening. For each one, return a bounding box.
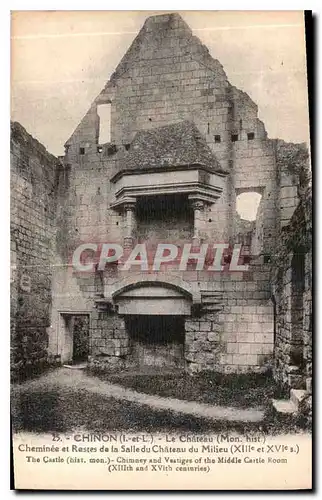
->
[125,315,185,370]
[60,314,90,364]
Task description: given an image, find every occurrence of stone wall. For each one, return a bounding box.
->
[88,312,130,372]
[10,121,59,379]
[44,13,312,378]
[272,139,311,391]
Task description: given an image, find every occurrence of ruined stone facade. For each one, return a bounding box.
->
[10,13,312,386]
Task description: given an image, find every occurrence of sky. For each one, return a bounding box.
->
[11,11,310,157]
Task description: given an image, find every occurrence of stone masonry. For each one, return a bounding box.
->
[10,121,60,379]
[272,142,312,391]
[10,13,311,387]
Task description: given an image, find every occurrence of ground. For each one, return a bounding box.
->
[97,368,282,408]
[11,367,303,435]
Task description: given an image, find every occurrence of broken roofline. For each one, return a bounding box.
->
[71,242,250,273]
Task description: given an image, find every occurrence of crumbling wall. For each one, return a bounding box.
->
[10,122,59,379]
[50,13,279,371]
[275,140,309,227]
[272,140,311,390]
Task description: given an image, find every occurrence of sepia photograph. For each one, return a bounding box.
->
[10,9,312,490]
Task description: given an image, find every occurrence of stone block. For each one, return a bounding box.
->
[114,328,128,339]
[102,329,114,339]
[187,362,202,374]
[254,333,273,344]
[208,332,220,342]
[261,322,273,333]
[211,322,222,332]
[232,354,249,366]
[222,332,237,343]
[226,343,238,354]
[114,347,130,357]
[238,332,255,343]
[185,331,196,343]
[261,344,273,355]
[221,354,233,364]
[249,343,263,355]
[185,351,197,362]
[199,321,212,332]
[98,346,115,356]
[195,332,208,342]
[185,320,199,332]
[238,343,251,354]
[204,313,219,321]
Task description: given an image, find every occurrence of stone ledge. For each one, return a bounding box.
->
[272,399,297,414]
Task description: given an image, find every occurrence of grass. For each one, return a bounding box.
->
[92,370,285,409]
[11,386,266,434]
[11,369,306,435]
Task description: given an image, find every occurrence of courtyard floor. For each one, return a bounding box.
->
[98,368,281,409]
[11,367,295,434]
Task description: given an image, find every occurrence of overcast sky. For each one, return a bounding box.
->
[11,10,310,157]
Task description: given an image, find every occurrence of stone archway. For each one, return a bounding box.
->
[105,272,201,305]
[114,283,192,316]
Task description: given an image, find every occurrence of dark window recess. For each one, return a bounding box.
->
[79,147,85,155]
[231,134,238,142]
[97,146,103,153]
[214,135,221,143]
[264,255,272,264]
[124,144,131,151]
[243,255,252,264]
[247,132,255,140]
[107,144,117,156]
